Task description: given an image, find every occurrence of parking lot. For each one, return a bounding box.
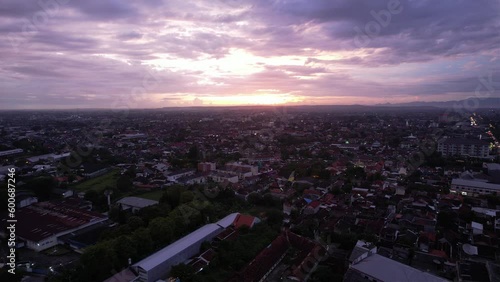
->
[14,245,80,275]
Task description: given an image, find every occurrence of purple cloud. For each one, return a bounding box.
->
[0,0,499,109]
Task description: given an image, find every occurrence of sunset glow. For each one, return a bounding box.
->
[1,0,499,109]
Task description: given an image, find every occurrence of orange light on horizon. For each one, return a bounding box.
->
[191,94,304,106]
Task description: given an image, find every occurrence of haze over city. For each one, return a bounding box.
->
[1,0,499,109]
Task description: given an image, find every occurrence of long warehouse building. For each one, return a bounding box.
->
[132,212,240,282]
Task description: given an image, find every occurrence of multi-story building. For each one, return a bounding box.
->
[450,179,500,196]
[437,138,490,158]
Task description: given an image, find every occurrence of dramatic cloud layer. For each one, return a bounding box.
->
[1,0,499,109]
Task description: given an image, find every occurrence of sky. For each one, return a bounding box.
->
[1,0,499,109]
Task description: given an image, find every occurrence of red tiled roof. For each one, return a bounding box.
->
[216,227,238,241]
[53,176,68,182]
[308,201,321,209]
[228,231,325,282]
[429,249,448,258]
[303,189,321,196]
[233,214,256,229]
[420,232,436,242]
[228,234,288,282]
[321,194,335,204]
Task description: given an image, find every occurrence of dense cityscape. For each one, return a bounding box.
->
[1,105,500,281]
[2,0,500,281]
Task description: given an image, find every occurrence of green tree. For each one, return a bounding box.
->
[437,210,457,229]
[187,145,199,162]
[247,193,262,206]
[113,235,137,266]
[80,242,117,281]
[84,189,99,204]
[24,176,55,200]
[266,209,284,226]
[149,217,175,247]
[180,191,195,204]
[160,185,182,209]
[109,205,128,224]
[116,175,133,192]
[345,166,366,180]
[127,216,145,230]
[131,227,153,258]
[170,263,195,282]
[342,182,352,194]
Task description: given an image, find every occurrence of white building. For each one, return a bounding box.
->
[450,179,500,196]
[177,174,206,185]
[132,213,240,282]
[345,241,448,282]
[471,207,500,230]
[437,138,490,158]
[209,171,239,184]
[117,197,159,213]
[222,162,258,179]
[27,152,70,163]
[167,169,196,182]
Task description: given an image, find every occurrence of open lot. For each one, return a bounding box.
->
[71,169,120,193]
[135,189,164,201]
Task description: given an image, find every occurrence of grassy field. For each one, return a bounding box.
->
[135,190,165,201]
[72,169,120,193]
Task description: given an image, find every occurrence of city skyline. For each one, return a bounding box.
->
[1,0,499,109]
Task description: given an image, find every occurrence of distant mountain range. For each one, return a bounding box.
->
[376,98,500,108]
[3,98,500,112]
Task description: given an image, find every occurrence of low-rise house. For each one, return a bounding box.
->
[227,231,326,282]
[116,197,159,213]
[167,169,196,182]
[208,171,238,183]
[303,201,321,215]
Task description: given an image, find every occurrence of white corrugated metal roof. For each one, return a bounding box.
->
[133,213,240,271]
[134,223,221,271]
[216,212,239,228]
[351,254,447,282]
[116,197,158,208]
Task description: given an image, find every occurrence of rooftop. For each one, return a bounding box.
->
[116,196,159,209]
[439,138,489,146]
[133,213,239,272]
[351,254,448,282]
[14,198,107,242]
[452,179,500,190]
